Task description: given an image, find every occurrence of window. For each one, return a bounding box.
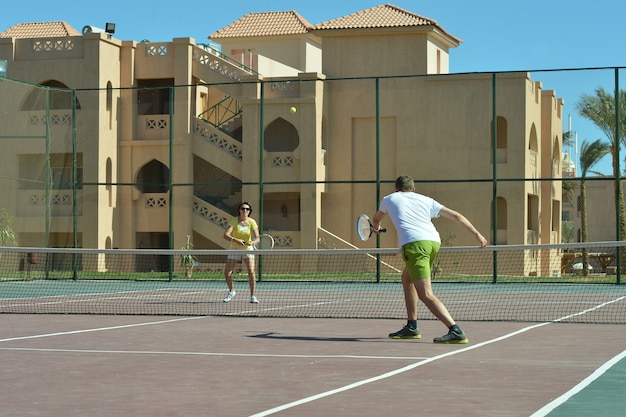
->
[264,118,299,152]
[491,116,508,163]
[137,79,173,115]
[136,159,170,193]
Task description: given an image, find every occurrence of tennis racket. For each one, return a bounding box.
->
[356,214,386,241]
[253,234,275,249]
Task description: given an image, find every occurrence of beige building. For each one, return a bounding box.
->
[0,4,564,275]
[562,176,621,243]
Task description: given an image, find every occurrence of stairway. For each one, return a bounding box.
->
[191,45,256,99]
[189,45,257,247]
[191,196,232,248]
[192,117,242,174]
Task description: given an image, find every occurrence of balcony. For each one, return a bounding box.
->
[17,190,81,217]
[136,115,170,140]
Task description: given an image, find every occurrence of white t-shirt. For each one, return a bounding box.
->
[378,191,443,247]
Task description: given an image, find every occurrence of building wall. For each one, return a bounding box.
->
[0,19,563,261]
[0,33,121,249]
[566,179,622,242]
[219,35,322,76]
[318,30,451,78]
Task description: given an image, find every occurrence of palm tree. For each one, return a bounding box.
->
[576,87,626,272]
[561,220,574,243]
[578,139,610,276]
[561,129,578,207]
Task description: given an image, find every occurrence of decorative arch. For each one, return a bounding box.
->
[21,79,81,111]
[136,159,170,193]
[264,118,299,152]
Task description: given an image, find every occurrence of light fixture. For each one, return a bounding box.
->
[105,23,116,34]
[0,59,7,77]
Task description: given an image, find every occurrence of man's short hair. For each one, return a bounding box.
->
[395,175,414,192]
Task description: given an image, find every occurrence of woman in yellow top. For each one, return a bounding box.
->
[223,202,260,303]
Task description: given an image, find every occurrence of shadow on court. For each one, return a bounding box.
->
[248,332,389,342]
[0,315,624,417]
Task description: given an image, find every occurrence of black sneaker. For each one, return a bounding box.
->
[433,329,468,344]
[388,325,421,339]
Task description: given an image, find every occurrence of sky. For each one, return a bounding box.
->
[2,0,625,175]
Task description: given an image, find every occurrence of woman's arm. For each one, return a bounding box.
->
[224,225,242,245]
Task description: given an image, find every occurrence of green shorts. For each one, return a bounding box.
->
[401,240,441,280]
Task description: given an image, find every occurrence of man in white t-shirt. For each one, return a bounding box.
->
[373,175,488,343]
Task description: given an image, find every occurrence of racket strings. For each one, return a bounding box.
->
[357,216,374,240]
[256,234,275,249]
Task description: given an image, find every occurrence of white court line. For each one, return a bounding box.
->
[225,299,353,315]
[0,347,425,361]
[0,299,353,343]
[0,288,194,308]
[249,322,553,417]
[2,295,625,416]
[529,349,626,417]
[249,294,626,417]
[0,315,208,343]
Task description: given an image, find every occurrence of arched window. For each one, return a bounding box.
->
[106,81,113,112]
[491,197,508,244]
[491,116,508,163]
[264,118,299,152]
[21,80,81,111]
[106,81,113,130]
[136,159,169,193]
[552,136,561,161]
[529,124,538,152]
[106,158,113,207]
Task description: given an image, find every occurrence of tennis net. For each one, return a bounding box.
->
[1,242,625,323]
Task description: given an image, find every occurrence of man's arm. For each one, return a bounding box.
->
[372,210,386,233]
[438,207,488,247]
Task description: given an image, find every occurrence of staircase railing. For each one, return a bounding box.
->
[195,44,258,77]
[194,175,242,214]
[198,95,242,133]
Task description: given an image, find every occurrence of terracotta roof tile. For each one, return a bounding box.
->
[0,21,80,38]
[315,4,460,42]
[315,4,434,29]
[210,11,314,39]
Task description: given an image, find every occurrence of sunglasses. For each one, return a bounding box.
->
[239,207,251,211]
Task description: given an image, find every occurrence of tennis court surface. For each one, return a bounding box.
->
[1,243,625,415]
[1,314,624,417]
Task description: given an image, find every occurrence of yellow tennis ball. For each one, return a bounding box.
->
[289,106,297,113]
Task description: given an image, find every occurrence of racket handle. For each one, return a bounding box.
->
[379,227,386,233]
